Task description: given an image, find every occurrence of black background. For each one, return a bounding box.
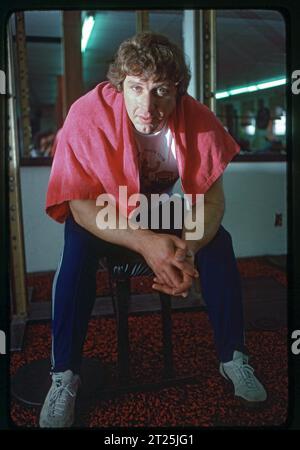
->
[0,0,299,434]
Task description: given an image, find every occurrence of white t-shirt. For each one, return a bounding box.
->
[133,123,179,196]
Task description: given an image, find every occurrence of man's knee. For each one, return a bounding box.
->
[205,225,232,250]
[195,226,233,259]
[216,226,233,246]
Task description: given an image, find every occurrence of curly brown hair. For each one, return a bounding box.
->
[107,32,191,96]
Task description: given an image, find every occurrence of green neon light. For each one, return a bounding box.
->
[81,15,95,52]
[216,77,286,99]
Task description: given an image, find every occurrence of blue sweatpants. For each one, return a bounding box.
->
[51,215,245,373]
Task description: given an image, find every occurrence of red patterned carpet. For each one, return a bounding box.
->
[11,257,288,428]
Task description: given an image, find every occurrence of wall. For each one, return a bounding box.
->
[222,162,287,256]
[20,162,287,273]
[20,167,64,273]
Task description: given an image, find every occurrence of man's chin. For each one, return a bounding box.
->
[135,121,163,134]
[136,124,154,134]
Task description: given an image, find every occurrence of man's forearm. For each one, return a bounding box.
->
[182,201,224,254]
[70,199,153,254]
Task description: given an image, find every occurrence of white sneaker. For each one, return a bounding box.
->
[39,370,80,428]
[220,351,267,404]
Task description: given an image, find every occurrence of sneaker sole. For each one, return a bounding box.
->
[220,365,267,408]
[235,395,267,409]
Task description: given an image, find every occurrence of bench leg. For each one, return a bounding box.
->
[159,293,174,378]
[115,277,130,385]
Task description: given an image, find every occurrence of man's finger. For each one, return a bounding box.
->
[163,265,183,288]
[168,235,187,251]
[172,259,196,277]
[152,283,174,296]
[173,284,192,295]
[153,276,164,284]
[172,274,193,295]
[175,248,186,262]
[152,283,189,298]
[161,272,174,288]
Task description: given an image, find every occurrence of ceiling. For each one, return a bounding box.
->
[10,9,286,107]
[216,10,285,90]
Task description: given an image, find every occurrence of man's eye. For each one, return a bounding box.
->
[157,87,169,96]
[132,85,142,93]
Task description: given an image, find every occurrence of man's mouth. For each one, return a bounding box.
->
[139,116,154,124]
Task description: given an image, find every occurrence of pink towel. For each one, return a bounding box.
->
[46,82,240,223]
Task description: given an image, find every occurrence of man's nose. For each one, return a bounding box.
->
[139,92,156,114]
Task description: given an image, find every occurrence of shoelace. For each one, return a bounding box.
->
[232,363,258,390]
[48,379,76,417]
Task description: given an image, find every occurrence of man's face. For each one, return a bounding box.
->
[123,75,177,134]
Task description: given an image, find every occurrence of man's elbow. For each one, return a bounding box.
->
[220,199,225,219]
[216,196,225,223]
[205,199,225,222]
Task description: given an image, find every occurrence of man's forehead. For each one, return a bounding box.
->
[125,75,172,87]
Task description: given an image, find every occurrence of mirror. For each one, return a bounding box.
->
[216,10,286,157]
